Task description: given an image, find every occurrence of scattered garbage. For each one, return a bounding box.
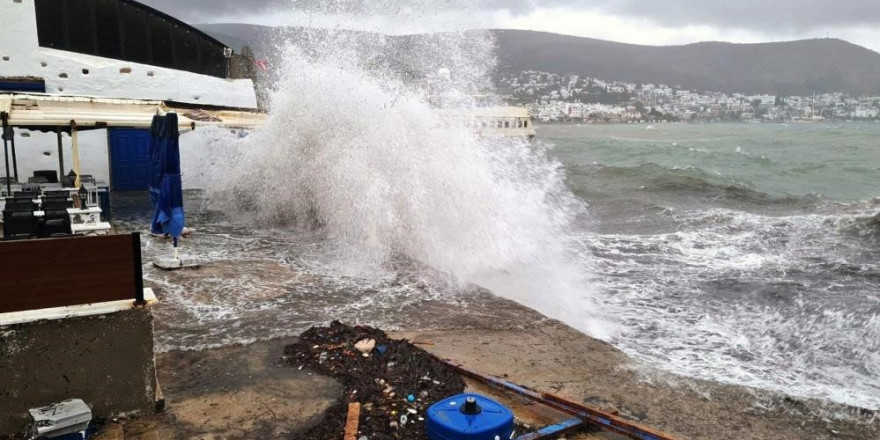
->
[355,339,377,355]
[27,399,92,440]
[284,321,465,440]
[426,394,514,440]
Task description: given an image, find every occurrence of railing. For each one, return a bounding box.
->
[0,233,145,314]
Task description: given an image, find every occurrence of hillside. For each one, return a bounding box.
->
[197,24,880,95]
[494,30,880,95]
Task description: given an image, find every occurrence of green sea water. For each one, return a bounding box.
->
[539,122,880,410]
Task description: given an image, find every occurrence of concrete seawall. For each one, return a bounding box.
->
[0,308,158,435]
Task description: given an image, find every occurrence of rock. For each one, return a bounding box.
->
[355,338,377,354]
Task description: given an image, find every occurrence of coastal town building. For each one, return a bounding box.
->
[499,70,880,123]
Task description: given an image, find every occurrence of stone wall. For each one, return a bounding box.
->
[0,308,158,435]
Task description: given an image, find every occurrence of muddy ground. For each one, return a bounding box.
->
[89,319,877,440]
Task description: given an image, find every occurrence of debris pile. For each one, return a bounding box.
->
[284,322,465,440]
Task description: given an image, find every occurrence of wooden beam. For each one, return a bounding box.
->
[343,402,361,440]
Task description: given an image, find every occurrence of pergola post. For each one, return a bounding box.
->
[57,128,65,184]
[70,121,82,189]
[10,127,17,182]
[2,112,10,195]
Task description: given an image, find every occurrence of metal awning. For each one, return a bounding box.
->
[1,93,266,130]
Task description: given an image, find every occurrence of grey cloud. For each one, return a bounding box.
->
[138,0,287,21]
[138,0,880,31]
[606,1,880,32]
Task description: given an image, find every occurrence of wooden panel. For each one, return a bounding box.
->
[0,234,138,314]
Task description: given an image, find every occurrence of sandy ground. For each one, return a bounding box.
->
[91,320,878,440]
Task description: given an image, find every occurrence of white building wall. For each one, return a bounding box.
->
[7,126,245,190]
[0,0,258,109]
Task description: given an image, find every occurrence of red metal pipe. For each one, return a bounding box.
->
[444,361,682,440]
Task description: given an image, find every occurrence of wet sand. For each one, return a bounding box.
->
[94,318,877,440]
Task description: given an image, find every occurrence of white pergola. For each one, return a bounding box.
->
[0,93,266,192]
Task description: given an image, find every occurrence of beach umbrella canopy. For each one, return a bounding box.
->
[151,113,185,243]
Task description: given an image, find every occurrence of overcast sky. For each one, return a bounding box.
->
[140,0,880,52]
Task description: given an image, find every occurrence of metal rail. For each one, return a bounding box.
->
[444,361,682,440]
[515,418,585,440]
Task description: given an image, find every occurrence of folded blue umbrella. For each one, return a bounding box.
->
[149,114,165,235]
[151,113,185,244]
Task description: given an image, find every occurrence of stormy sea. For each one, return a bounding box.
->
[109,16,880,413]
[119,121,880,414]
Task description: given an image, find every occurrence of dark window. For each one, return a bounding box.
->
[34,0,67,49]
[150,16,173,68]
[121,2,149,64]
[95,0,121,59]
[504,121,510,128]
[32,0,228,78]
[67,0,96,55]
[200,38,227,77]
[173,25,199,73]
[524,120,529,128]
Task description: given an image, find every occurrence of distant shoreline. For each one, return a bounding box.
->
[533,119,879,126]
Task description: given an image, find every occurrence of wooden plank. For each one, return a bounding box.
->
[343,402,361,440]
[0,234,138,313]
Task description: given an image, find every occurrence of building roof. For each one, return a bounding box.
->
[120,0,229,50]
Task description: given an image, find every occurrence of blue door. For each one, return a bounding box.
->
[109,129,151,191]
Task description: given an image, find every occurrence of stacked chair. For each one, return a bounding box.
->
[2,198,38,240]
[2,190,73,240]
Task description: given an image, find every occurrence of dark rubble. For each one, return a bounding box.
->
[283,322,466,440]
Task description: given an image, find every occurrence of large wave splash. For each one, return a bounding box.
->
[193,30,614,339]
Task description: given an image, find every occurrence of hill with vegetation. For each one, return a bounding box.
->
[197,24,880,95]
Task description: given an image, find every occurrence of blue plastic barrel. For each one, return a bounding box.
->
[426,394,514,440]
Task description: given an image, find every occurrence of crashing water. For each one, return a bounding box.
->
[185,28,612,339]
[155,4,880,413]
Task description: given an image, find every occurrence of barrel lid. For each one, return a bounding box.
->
[427,393,514,440]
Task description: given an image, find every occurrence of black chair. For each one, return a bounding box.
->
[44,190,70,198]
[7,196,36,204]
[4,201,36,212]
[42,199,72,210]
[28,176,49,184]
[39,210,72,237]
[42,200,72,211]
[33,170,59,184]
[13,191,38,199]
[3,210,38,239]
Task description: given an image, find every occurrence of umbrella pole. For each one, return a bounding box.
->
[71,122,82,189]
[2,112,10,195]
